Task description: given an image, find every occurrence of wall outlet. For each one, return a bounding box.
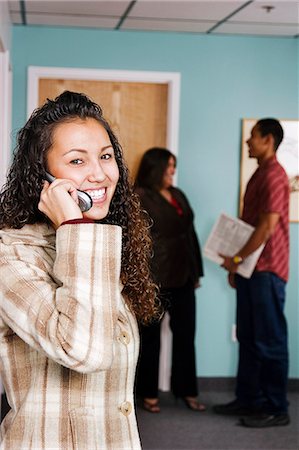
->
[231,324,237,342]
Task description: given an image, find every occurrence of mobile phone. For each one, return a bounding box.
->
[44,172,93,212]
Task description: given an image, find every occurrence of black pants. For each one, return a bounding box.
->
[136,279,198,398]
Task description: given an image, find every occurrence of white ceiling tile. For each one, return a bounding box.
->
[214,21,299,36]
[230,1,299,24]
[7,1,20,12]
[129,1,246,21]
[7,0,299,38]
[26,13,119,29]
[24,1,130,16]
[122,17,215,33]
[9,11,23,24]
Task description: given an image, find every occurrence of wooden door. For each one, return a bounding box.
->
[39,79,168,181]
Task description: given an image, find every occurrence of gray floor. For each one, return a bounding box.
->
[136,390,299,450]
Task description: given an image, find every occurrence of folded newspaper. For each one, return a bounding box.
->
[203,213,265,279]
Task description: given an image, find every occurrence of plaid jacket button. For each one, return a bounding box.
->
[119,401,132,416]
[118,331,130,345]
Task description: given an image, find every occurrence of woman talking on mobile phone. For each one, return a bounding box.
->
[0,91,159,450]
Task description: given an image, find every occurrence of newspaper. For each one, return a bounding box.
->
[203,213,265,279]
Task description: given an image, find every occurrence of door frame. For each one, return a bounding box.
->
[27,66,181,157]
[0,50,12,188]
[27,66,180,391]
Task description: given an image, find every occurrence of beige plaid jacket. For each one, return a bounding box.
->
[0,223,141,450]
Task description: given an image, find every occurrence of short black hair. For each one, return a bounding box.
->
[256,118,284,151]
[135,147,176,190]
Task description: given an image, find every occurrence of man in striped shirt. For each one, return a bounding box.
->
[214,118,290,428]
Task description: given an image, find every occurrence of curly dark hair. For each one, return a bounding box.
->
[0,91,160,324]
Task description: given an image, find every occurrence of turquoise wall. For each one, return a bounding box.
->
[12,26,299,378]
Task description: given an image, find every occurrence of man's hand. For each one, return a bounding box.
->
[219,212,280,275]
[219,254,239,273]
[228,273,236,288]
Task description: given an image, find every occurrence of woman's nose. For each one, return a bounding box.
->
[88,162,106,182]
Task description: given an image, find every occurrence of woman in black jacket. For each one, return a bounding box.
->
[135,147,205,413]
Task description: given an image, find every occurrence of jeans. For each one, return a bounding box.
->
[235,272,289,414]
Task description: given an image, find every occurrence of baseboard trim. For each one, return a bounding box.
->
[197,377,299,392]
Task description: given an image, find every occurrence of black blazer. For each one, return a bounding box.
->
[136,186,204,289]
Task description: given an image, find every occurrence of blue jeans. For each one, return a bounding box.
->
[235,272,289,414]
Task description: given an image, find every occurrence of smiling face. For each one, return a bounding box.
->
[46,118,119,220]
[161,156,176,189]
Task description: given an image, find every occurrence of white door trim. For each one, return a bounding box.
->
[27,66,181,157]
[0,50,12,189]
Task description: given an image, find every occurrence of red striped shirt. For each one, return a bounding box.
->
[242,156,290,281]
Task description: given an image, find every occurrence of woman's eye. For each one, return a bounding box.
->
[101,153,112,160]
[70,159,83,165]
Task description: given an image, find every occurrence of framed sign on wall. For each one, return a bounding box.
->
[240,119,299,223]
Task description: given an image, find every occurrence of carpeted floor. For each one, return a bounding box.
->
[1,387,298,449]
[136,390,299,450]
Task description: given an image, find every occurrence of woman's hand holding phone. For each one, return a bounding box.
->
[38,176,84,228]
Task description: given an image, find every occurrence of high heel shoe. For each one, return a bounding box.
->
[182,396,206,412]
[142,398,161,413]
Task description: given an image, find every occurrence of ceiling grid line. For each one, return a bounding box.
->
[20,0,27,26]
[207,0,254,34]
[8,1,299,38]
[116,1,136,30]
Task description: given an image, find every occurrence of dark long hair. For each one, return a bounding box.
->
[135,147,176,190]
[0,91,159,324]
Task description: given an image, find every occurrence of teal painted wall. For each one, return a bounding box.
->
[12,26,299,378]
